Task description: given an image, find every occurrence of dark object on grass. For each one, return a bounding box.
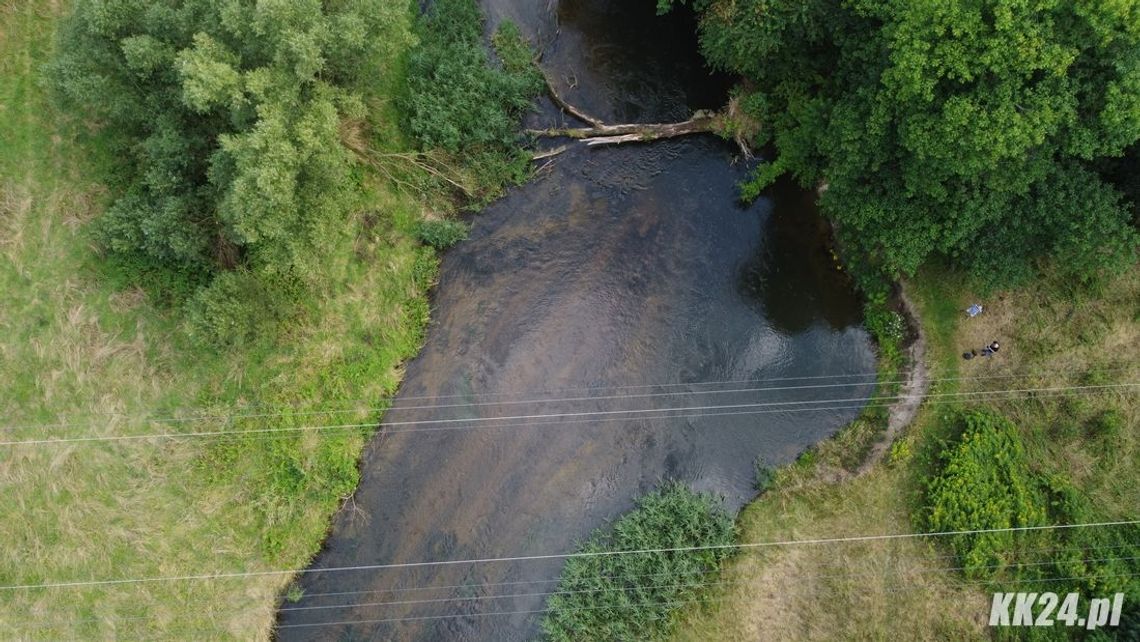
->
[963,349,977,360]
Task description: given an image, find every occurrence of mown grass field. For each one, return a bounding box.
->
[673,269,1139,640]
[0,1,439,638]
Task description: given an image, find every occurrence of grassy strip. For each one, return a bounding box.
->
[671,267,1139,640]
[0,1,441,639]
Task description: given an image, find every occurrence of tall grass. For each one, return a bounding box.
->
[542,483,735,641]
[0,1,438,638]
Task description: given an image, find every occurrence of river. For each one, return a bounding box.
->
[276,1,875,639]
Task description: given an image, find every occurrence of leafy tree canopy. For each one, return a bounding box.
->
[669,0,1139,285]
[49,0,409,286]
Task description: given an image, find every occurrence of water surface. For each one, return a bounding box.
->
[277,2,875,639]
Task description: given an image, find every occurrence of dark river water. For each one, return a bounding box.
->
[276,1,875,639]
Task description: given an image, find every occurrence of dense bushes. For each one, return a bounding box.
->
[402,0,542,198]
[49,0,540,342]
[541,483,735,641]
[924,410,1046,579]
[924,409,1140,608]
[670,0,1140,287]
[48,0,409,300]
[404,0,540,152]
[414,218,469,250]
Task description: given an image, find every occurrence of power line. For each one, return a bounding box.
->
[273,571,1140,630]
[280,541,1140,602]
[43,570,1128,637]
[278,554,1140,614]
[14,551,1137,630]
[140,386,1127,450]
[2,382,1134,446]
[2,520,1134,592]
[8,364,1133,432]
[372,383,1139,428]
[4,370,881,430]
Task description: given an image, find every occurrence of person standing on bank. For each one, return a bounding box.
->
[981,340,1000,356]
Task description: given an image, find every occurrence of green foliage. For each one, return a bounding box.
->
[1037,475,1140,597]
[403,0,542,154]
[414,218,469,250]
[491,20,542,86]
[753,457,775,492]
[399,1,541,203]
[864,307,905,344]
[98,248,209,307]
[1087,408,1124,441]
[924,410,1046,579]
[47,0,410,331]
[858,275,906,365]
[541,482,736,642]
[739,157,787,202]
[183,269,298,348]
[411,246,441,290]
[921,407,1139,599]
[691,0,1140,285]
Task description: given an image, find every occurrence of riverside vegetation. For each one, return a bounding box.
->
[563,272,1138,642]
[5,0,1139,639]
[541,483,736,642]
[546,1,1139,639]
[671,269,1140,641]
[0,0,538,638]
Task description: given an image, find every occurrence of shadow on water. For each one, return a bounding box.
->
[276,2,875,641]
[739,179,865,335]
[554,0,733,122]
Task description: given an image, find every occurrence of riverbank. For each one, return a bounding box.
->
[673,268,1140,639]
[0,2,438,638]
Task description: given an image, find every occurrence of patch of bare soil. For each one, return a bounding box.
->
[857,283,928,476]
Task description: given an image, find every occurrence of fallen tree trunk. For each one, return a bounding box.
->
[531,74,756,155]
[528,113,719,146]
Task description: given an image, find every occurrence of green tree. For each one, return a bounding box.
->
[48,0,409,334]
[674,0,1139,286]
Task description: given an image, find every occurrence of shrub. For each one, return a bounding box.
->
[864,306,905,345]
[541,482,736,642]
[1039,474,1140,597]
[491,20,543,85]
[753,457,775,492]
[410,247,440,291]
[402,0,542,198]
[403,0,541,154]
[1086,409,1124,441]
[924,410,1047,579]
[414,218,469,250]
[184,270,296,347]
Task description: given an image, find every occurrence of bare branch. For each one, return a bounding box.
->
[542,71,604,127]
[531,145,569,160]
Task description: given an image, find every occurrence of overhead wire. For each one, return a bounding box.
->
[1,519,1135,592]
[6,363,1134,433]
[11,551,1137,630]
[274,571,1140,630]
[1,382,1134,446]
